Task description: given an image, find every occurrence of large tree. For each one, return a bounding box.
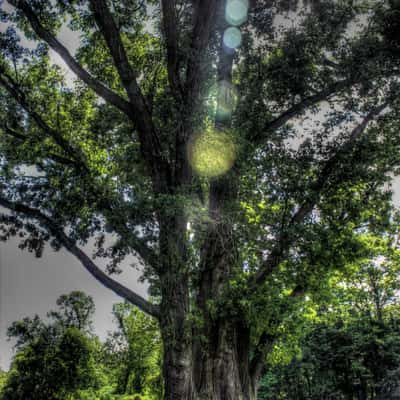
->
[0,0,400,398]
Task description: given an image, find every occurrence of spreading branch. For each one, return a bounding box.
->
[0,195,160,318]
[252,102,389,288]
[1,124,77,167]
[88,0,169,181]
[0,68,89,171]
[11,0,132,116]
[0,69,159,270]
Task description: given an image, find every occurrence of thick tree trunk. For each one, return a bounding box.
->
[192,321,256,400]
[159,6,255,398]
[158,212,194,400]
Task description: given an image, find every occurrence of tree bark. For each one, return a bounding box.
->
[158,211,194,400]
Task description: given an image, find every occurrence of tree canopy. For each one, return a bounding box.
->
[1,0,400,399]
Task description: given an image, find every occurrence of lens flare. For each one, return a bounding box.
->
[188,129,236,178]
[225,0,249,26]
[210,80,238,119]
[223,27,242,49]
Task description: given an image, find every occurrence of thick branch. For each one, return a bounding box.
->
[185,0,218,103]
[252,102,389,287]
[161,0,181,96]
[249,285,305,383]
[12,0,131,116]
[88,0,169,181]
[249,331,275,385]
[0,196,160,318]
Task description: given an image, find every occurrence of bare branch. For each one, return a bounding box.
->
[11,0,132,116]
[252,102,389,287]
[0,196,160,318]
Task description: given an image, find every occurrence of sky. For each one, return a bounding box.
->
[0,238,147,370]
[1,0,400,372]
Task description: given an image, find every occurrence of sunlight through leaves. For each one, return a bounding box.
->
[188,128,237,178]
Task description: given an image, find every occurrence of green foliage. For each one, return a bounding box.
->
[0,292,102,400]
[0,294,163,400]
[0,371,7,393]
[259,235,400,399]
[47,290,95,332]
[1,0,400,397]
[103,303,163,400]
[0,328,99,400]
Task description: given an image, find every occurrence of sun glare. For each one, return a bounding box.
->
[225,0,249,26]
[223,26,242,49]
[188,129,237,178]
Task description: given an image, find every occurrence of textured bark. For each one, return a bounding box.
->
[158,212,194,400]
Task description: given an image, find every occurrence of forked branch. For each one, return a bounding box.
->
[11,0,132,116]
[252,102,389,288]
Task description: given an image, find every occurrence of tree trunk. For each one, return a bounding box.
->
[192,321,256,400]
[190,174,257,400]
[158,212,194,400]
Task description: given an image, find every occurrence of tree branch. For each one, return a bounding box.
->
[249,331,275,385]
[11,0,132,116]
[252,102,389,287]
[161,0,181,96]
[1,124,77,167]
[87,0,170,181]
[249,284,305,383]
[252,79,350,143]
[0,70,159,270]
[185,0,218,103]
[0,68,89,171]
[0,195,160,318]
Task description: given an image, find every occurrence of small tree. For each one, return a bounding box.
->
[1,328,98,400]
[1,292,99,400]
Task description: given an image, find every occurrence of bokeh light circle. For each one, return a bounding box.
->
[225,0,249,26]
[223,27,242,49]
[188,129,237,178]
[214,80,238,119]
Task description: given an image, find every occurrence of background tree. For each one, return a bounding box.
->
[47,290,95,332]
[0,292,101,400]
[103,303,163,399]
[0,371,7,394]
[0,293,162,400]
[0,0,400,399]
[258,230,400,400]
